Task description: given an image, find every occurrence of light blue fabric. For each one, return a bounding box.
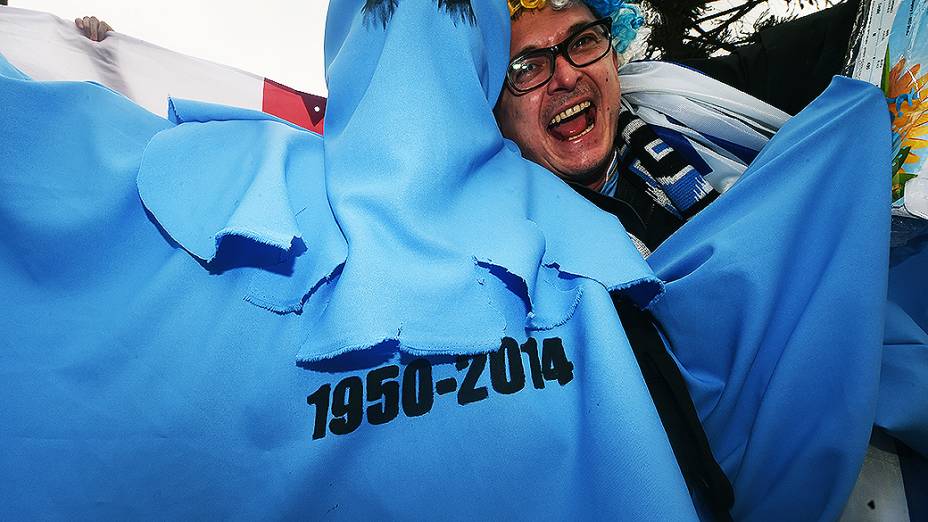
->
[0,1,700,519]
[139,0,662,359]
[648,76,893,521]
[878,234,928,456]
[0,1,907,520]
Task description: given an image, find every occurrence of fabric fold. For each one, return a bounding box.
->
[137,98,333,265]
[292,154,663,361]
[878,233,928,456]
[0,24,690,517]
[135,19,663,363]
[648,76,892,521]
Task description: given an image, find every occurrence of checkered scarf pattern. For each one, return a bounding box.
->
[608,107,719,219]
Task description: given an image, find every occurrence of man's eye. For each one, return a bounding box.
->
[512,60,543,83]
[572,32,601,50]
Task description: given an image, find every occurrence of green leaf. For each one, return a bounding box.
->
[892,146,912,176]
[893,171,918,201]
[882,46,892,94]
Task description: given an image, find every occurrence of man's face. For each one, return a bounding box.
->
[495,3,622,186]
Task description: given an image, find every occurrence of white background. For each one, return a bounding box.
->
[12,0,331,95]
[10,0,828,96]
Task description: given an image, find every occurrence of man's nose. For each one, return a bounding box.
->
[546,53,580,93]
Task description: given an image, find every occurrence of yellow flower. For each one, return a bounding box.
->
[884,57,928,200]
[508,0,548,17]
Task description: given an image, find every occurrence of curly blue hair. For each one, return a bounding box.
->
[510,0,644,53]
[583,0,645,53]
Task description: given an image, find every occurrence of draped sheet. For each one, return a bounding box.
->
[0,0,921,520]
[649,76,894,520]
[0,1,697,518]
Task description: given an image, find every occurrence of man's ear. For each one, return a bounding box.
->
[611,48,619,69]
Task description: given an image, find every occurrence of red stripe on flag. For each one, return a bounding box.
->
[262,78,326,134]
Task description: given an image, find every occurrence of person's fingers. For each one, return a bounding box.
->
[79,16,93,38]
[89,16,99,41]
[76,16,112,42]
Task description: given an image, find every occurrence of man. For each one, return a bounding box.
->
[495,2,621,191]
[494,0,771,251]
[498,0,918,515]
[495,3,780,516]
[496,2,928,519]
[492,5,750,516]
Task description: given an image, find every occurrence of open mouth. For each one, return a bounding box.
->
[547,100,595,141]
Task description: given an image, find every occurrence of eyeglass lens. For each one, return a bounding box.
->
[508,20,611,93]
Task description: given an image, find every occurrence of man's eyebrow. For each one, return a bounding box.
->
[515,21,592,55]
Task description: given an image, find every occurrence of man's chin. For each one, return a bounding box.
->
[546,149,614,187]
[543,133,612,177]
[558,166,608,187]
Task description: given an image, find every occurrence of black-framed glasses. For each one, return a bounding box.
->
[506,17,613,95]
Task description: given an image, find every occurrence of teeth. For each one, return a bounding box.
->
[567,121,595,141]
[550,101,591,125]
